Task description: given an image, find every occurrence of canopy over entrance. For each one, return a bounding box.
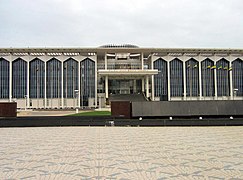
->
[98,69,158,77]
[98,69,158,101]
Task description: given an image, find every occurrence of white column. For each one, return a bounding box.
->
[151,75,154,100]
[151,57,154,100]
[27,58,30,108]
[105,53,107,70]
[142,78,145,92]
[146,75,149,98]
[95,55,98,107]
[214,55,218,99]
[141,53,144,70]
[44,57,47,108]
[229,60,233,99]
[183,59,187,100]
[151,55,154,101]
[105,75,108,99]
[167,61,171,101]
[198,56,202,100]
[78,59,81,108]
[133,79,136,93]
[61,60,64,108]
[9,54,12,102]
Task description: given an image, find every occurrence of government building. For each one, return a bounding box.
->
[0,45,242,109]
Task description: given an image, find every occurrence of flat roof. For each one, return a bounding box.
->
[0,47,243,57]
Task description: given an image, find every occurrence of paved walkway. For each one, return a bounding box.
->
[0,127,242,179]
[17,109,109,117]
[17,110,78,117]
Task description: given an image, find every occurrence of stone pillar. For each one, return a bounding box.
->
[133,79,136,93]
[44,59,47,108]
[142,78,145,92]
[9,54,12,102]
[229,60,233,99]
[198,56,202,100]
[213,55,218,99]
[78,59,81,108]
[214,67,218,99]
[95,55,98,107]
[105,75,108,99]
[61,60,64,108]
[27,58,30,108]
[167,61,171,101]
[151,58,154,100]
[183,60,187,100]
[141,53,144,70]
[146,75,149,98]
[105,53,107,70]
[151,75,154,101]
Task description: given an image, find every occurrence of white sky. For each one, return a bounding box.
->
[0,0,243,48]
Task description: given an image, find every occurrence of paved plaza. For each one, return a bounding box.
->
[17,110,76,117]
[0,126,242,179]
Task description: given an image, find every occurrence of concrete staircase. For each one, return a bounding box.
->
[109,94,147,102]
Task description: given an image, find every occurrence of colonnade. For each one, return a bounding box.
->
[151,53,243,101]
[0,53,97,108]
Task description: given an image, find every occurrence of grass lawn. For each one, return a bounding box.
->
[67,111,111,116]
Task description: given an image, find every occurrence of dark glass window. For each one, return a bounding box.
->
[0,58,9,98]
[80,58,95,106]
[201,58,215,97]
[12,58,27,98]
[29,58,45,98]
[63,58,78,99]
[46,58,62,98]
[216,58,230,96]
[232,58,243,96]
[170,58,183,97]
[154,58,168,99]
[186,58,199,97]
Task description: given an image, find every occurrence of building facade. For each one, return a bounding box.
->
[0,45,243,109]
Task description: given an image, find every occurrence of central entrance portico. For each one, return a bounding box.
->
[108,79,141,95]
[98,69,158,102]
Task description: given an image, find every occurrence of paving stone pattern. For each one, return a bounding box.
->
[0,127,242,179]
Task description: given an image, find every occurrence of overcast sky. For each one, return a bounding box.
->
[0,0,243,48]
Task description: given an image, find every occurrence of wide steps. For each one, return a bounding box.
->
[109,94,147,102]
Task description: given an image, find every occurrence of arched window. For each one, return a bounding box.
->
[186,58,199,97]
[29,58,45,98]
[46,58,62,98]
[170,58,183,97]
[80,58,95,106]
[0,58,9,98]
[232,58,243,96]
[216,58,230,96]
[201,58,215,97]
[63,58,78,99]
[12,58,27,98]
[154,58,168,100]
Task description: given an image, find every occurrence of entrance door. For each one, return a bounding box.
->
[120,80,131,94]
[108,79,142,95]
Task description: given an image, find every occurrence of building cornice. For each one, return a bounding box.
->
[0,47,243,55]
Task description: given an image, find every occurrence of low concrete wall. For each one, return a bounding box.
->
[0,102,17,118]
[1,116,243,127]
[132,100,243,117]
[111,101,131,118]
